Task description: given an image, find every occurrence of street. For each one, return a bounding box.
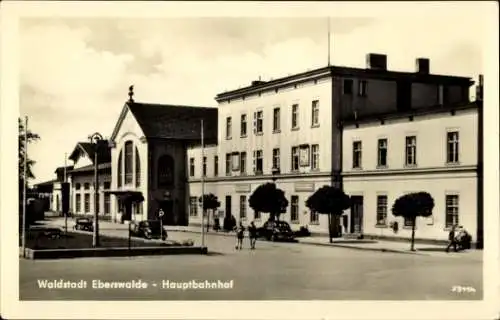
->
[19,231,482,300]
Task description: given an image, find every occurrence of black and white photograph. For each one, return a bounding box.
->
[1,1,499,320]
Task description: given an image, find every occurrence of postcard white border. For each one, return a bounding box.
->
[1,1,499,319]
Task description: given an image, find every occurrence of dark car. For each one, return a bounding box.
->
[130,220,167,240]
[74,217,93,232]
[257,220,296,242]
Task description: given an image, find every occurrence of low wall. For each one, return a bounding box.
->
[21,246,208,260]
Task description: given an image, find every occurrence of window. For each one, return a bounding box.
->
[377,139,388,167]
[291,104,299,129]
[404,216,414,227]
[84,183,90,190]
[376,195,388,226]
[311,100,319,127]
[445,195,459,228]
[124,141,133,184]
[240,114,247,137]
[311,144,319,170]
[310,210,319,224]
[202,156,207,177]
[214,156,218,177]
[225,153,231,176]
[240,152,247,174]
[135,148,141,187]
[76,194,81,213]
[353,141,362,169]
[134,202,142,215]
[405,136,417,166]
[104,182,110,189]
[189,158,195,177]
[272,148,280,169]
[117,150,122,188]
[256,111,263,134]
[84,194,90,213]
[189,197,198,217]
[358,80,367,97]
[239,195,247,219]
[75,183,81,190]
[226,117,232,139]
[291,195,299,223]
[343,79,353,95]
[253,150,263,174]
[231,153,240,171]
[447,131,459,164]
[104,194,110,214]
[254,210,261,220]
[291,146,300,171]
[273,107,281,132]
[159,155,175,187]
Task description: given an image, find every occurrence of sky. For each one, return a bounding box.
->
[19,15,486,184]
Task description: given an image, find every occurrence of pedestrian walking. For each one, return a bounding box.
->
[235,222,245,250]
[445,225,458,253]
[248,221,258,250]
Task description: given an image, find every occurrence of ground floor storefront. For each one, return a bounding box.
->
[188,175,339,234]
[343,170,479,244]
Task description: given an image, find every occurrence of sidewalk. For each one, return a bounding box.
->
[44,217,481,259]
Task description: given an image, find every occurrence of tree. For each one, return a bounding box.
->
[198,193,221,232]
[19,118,40,191]
[249,183,288,221]
[391,192,434,251]
[18,117,40,223]
[306,185,351,243]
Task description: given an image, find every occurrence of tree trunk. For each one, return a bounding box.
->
[328,214,332,243]
[206,209,210,232]
[410,216,416,251]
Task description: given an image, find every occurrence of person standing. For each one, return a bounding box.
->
[235,222,245,250]
[248,221,258,250]
[445,225,458,253]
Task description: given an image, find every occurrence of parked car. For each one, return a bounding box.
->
[129,220,167,240]
[73,217,93,232]
[257,220,296,242]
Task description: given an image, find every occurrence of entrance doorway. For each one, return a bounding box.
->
[159,200,174,225]
[225,196,232,219]
[350,196,364,234]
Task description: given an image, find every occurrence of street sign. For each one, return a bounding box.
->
[159,209,164,217]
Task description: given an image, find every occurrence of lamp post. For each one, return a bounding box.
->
[88,132,104,248]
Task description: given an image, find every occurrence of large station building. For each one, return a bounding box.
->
[41,53,483,246]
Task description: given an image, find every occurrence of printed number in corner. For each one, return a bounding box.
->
[451,285,477,293]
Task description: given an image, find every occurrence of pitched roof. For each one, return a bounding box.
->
[68,141,111,164]
[34,179,58,187]
[69,162,112,174]
[125,102,218,142]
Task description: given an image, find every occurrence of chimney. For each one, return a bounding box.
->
[251,80,266,86]
[476,74,483,101]
[416,58,430,74]
[366,53,387,70]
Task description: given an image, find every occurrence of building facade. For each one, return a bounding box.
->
[67,142,112,219]
[342,103,480,243]
[107,100,217,225]
[186,54,475,239]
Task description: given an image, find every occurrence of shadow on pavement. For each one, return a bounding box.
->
[206,252,225,256]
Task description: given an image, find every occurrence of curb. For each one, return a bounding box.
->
[297,240,426,255]
[167,229,429,256]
